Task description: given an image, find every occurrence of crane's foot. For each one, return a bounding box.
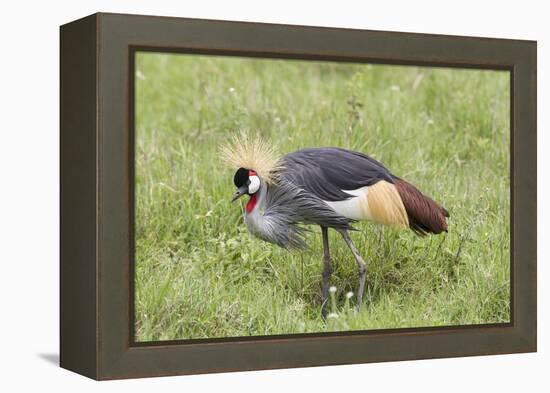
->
[320,256,333,319]
[339,230,367,312]
[320,298,329,320]
[355,264,366,310]
[320,226,332,320]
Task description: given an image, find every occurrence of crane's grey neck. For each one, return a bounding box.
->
[244,180,270,239]
[244,179,268,219]
[241,177,351,249]
[242,179,310,249]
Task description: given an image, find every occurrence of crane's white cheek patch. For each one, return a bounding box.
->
[324,187,371,221]
[248,175,260,194]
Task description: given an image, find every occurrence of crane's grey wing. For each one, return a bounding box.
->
[279,147,394,202]
[256,180,353,249]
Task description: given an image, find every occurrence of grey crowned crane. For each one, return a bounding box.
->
[222,134,449,316]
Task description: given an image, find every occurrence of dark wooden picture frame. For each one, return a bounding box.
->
[60,12,536,380]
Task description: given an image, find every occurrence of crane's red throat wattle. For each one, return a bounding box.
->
[246,193,258,213]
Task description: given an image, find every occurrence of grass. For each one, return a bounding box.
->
[134,52,510,342]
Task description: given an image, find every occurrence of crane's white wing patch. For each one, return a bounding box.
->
[324,181,409,228]
[324,187,371,221]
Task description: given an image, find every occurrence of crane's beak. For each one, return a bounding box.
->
[231,185,248,202]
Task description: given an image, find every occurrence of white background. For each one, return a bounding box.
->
[0,0,547,391]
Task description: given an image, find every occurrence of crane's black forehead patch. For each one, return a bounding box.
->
[233,167,249,187]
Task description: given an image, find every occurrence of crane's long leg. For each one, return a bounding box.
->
[320,226,333,318]
[339,230,367,310]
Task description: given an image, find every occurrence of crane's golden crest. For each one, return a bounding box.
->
[220,131,283,183]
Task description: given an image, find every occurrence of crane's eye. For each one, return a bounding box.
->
[248,175,260,194]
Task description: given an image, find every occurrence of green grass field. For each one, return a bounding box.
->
[134,52,510,342]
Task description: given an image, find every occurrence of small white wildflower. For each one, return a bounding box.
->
[390,85,400,92]
[329,286,337,294]
[327,313,339,319]
[274,117,281,123]
[228,87,236,93]
[427,119,434,125]
[136,70,146,81]
[346,291,354,299]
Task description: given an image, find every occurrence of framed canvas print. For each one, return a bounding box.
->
[60,13,537,380]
